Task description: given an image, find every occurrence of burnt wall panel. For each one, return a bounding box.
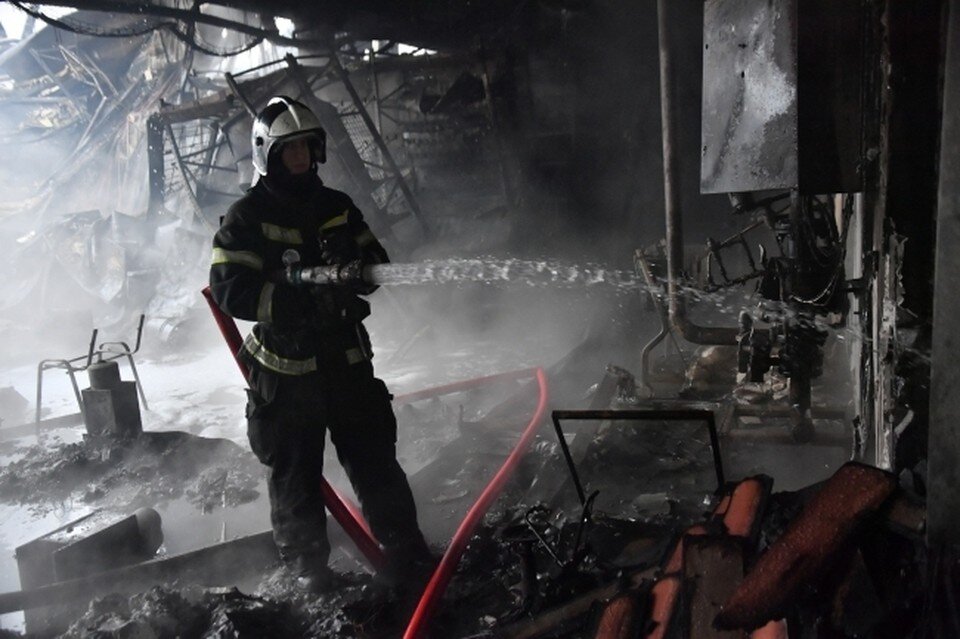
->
[702,0,872,195]
[884,0,944,320]
[701,0,799,194]
[797,0,867,193]
[928,0,959,547]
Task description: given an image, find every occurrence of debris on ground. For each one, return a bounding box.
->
[0,386,29,428]
[0,431,261,515]
[0,414,933,638]
[52,572,414,638]
[0,360,932,638]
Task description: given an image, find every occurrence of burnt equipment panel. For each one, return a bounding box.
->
[701,0,870,195]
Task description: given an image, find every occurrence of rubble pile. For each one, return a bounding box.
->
[429,507,679,638]
[52,572,424,638]
[0,431,260,514]
[59,585,304,639]
[0,397,932,639]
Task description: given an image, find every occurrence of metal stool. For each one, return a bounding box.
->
[35,314,149,434]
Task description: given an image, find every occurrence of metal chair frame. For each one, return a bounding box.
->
[35,315,149,431]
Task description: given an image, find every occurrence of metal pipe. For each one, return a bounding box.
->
[551,413,590,506]
[634,250,671,395]
[35,359,86,433]
[224,72,256,117]
[21,1,311,49]
[86,328,99,366]
[656,0,740,346]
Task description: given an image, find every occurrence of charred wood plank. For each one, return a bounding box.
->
[494,567,656,639]
[750,620,789,638]
[592,593,645,639]
[879,489,925,539]
[645,476,769,639]
[716,475,772,544]
[682,536,744,639]
[715,462,897,631]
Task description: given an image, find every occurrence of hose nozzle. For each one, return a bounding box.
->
[289,260,367,286]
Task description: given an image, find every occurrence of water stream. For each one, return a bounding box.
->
[365,258,640,290]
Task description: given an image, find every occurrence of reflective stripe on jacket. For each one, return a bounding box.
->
[209,178,387,374]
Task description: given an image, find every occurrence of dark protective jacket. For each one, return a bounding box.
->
[209,177,388,377]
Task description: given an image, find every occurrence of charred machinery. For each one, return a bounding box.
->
[646,0,879,443]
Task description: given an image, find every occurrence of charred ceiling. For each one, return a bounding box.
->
[13,0,547,51]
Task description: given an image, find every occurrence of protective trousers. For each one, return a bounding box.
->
[245,363,430,578]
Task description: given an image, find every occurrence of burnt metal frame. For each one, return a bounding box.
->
[550,409,726,508]
[313,51,427,230]
[35,315,149,434]
[163,120,221,233]
[700,218,767,292]
[27,47,91,123]
[220,51,426,233]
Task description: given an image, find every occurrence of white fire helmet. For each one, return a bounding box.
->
[250,96,326,185]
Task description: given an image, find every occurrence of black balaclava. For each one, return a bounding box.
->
[262,142,322,203]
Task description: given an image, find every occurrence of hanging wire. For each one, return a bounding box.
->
[790,194,856,306]
[9,1,265,57]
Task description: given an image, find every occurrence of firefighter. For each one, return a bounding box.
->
[209,96,432,593]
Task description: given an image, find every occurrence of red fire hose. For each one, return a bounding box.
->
[392,367,539,406]
[201,287,386,572]
[403,367,549,639]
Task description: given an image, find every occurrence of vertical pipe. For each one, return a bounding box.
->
[369,43,383,135]
[35,363,44,428]
[657,0,740,346]
[146,114,166,220]
[658,0,684,331]
[224,72,257,117]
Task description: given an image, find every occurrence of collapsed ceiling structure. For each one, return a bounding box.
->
[0,0,957,637]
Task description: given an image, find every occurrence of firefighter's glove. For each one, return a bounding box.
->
[308,286,371,325]
[310,285,341,324]
[340,294,371,321]
[319,234,360,266]
[336,259,365,287]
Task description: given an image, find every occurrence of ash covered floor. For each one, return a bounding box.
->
[0,289,597,635]
[0,286,920,638]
